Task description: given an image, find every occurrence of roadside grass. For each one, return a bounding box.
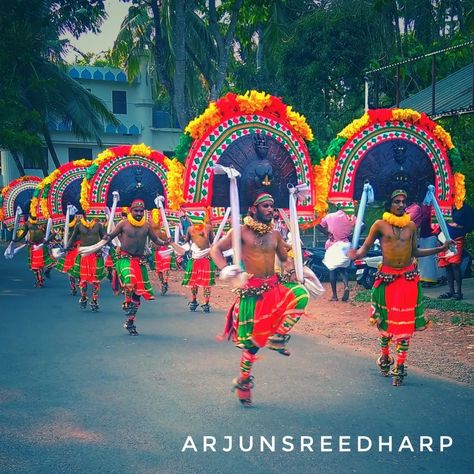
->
[353,288,474,325]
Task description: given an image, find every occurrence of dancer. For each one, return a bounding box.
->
[150,210,172,296]
[211,193,310,406]
[437,203,474,300]
[54,215,80,295]
[348,189,450,386]
[66,213,106,311]
[103,199,169,335]
[181,214,216,313]
[14,215,55,288]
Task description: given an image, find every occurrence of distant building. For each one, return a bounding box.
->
[0,62,182,185]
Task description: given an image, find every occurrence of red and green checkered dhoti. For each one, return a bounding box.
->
[153,246,172,272]
[70,252,107,283]
[115,253,154,300]
[222,274,309,349]
[28,244,54,270]
[55,246,79,274]
[370,263,427,339]
[181,256,216,287]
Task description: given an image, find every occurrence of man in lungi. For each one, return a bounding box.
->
[211,193,310,406]
[349,189,450,385]
[103,199,169,335]
[181,214,216,313]
[66,213,107,311]
[14,215,55,288]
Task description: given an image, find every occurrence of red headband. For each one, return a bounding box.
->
[130,199,145,209]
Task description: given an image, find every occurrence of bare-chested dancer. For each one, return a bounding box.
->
[103,199,168,335]
[181,214,216,313]
[66,212,106,311]
[14,215,55,288]
[211,193,310,406]
[348,189,450,385]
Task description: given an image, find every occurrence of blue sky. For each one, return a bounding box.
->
[64,0,130,63]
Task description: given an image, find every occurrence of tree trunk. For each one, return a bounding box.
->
[10,150,26,176]
[172,0,190,129]
[208,0,244,100]
[256,26,263,73]
[150,2,174,102]
[38,151,49,177]
[43,128,61,169]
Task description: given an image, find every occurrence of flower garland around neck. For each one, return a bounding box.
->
[127,212,146,227]
[81,217,97,229]
[382,212,411,228]
[68,216,77,228]
[244,216,274,235]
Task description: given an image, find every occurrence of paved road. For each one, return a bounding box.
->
[0,253,473,474]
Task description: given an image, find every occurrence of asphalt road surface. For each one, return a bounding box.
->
[0,252,473,474]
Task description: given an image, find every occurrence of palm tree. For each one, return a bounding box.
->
[1,0,118,176]
[112,0,217,128]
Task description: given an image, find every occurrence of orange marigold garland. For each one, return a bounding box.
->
[453,172,466,210]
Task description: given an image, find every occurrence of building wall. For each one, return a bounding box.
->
[0,64,182,186]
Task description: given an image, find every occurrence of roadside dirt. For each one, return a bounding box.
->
[159,271,474,386]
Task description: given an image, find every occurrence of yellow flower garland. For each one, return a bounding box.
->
[29,196,39,218]
[68,216,78,228]
[95,148,116,166]
[80,178,90,212]
[337,113,369,140]
[164,157,185,210]
[42,168,61,187]
[286,106,314,141]
[382,212,411,228]
[433,125,454,150]
[80,217,96,229]
[40,197,49,218]
[236,90,272,114]
[312,156,336,218]
[243,216,274,235]
[72,159,92,167]
[391,108,421,122]
[130,143,152,157]
[185,102,222,139]
[151,208,161,225]
[453,172,466,210]
[127,213,146,227]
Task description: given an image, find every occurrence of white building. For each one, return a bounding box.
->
[0,63,182,185]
